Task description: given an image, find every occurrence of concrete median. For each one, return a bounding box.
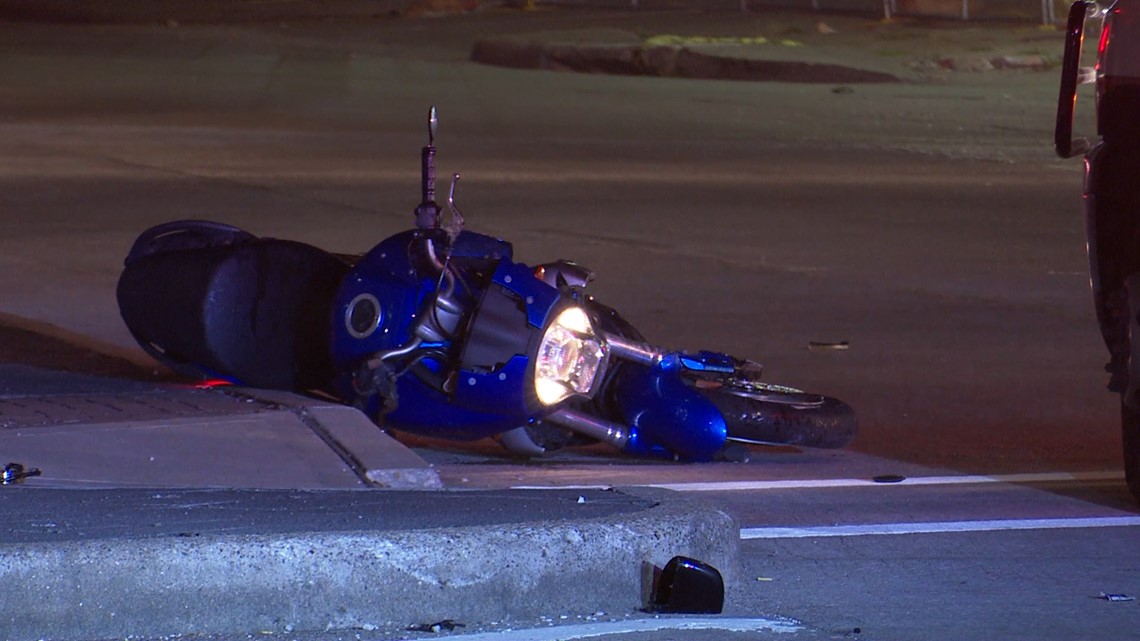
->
[0,487,739,640]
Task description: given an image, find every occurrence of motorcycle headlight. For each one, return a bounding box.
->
[534,306,606,406]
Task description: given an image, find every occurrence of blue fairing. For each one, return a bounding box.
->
[331,231,436,365]
[329,227,572,439]
[330,229,514,366]
[610,354,728,461]
[489,259,564,329]
[384,355,538,440]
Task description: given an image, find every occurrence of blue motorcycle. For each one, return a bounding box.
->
[117,108,856,461]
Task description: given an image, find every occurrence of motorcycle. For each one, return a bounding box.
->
[1056,0,1140,501]
[117,108,857,461]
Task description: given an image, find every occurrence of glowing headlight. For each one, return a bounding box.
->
[535,307,606,406]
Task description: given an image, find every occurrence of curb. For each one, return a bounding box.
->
[471,38,902,83]
[230,387,445,490]
[0,487,740,640]
[0,368,442,491]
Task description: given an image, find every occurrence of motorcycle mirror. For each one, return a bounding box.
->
[648,556,724,614]
[1055,0,1096,159]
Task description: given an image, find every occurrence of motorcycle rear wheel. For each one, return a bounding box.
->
[698,380,857,449]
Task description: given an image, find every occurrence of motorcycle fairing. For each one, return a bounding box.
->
[332,228,578,435]
[608,354,728,461]
[383,354,539,440]
[331,229,512,360]
[333,230,450,366]
[386,259,578,426]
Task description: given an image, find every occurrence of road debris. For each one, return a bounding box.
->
[406,620,466,633]
[2,462,41,485]
[1100,592,1135,602]
[649,556,724,614]
[808,340,850,351]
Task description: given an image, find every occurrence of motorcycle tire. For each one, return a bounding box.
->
[1121,401,1140,503]
[698,381,857,449]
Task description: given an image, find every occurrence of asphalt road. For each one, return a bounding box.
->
[1,6,1138,640]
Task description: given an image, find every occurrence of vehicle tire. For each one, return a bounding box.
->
[1121,400,1140,503]
[1122,272,1140,503]
[699,380,857,449]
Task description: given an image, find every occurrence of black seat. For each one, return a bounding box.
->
[118,231,349,391]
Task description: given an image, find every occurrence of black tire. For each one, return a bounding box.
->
[1122,272,1140,503]
[1121,401,1140,503]
[699,381,857,449]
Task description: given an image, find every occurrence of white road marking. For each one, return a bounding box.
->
[513,472,1137,540]
[511,470,1124,493]
[741,516,1140,539]
[406,617,803,641]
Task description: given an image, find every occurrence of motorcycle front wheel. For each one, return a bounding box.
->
[697,379,857,449]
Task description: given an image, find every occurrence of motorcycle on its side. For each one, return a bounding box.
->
[117,108,857,462]
[1056,0,1140,501]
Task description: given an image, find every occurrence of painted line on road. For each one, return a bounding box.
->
[740,516,1140,539]
[511,470,1124,493]
[650,470,1125,492]
[407,616,803,641]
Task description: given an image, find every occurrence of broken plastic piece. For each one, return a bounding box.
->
[808,340,850,351]
[2,462,41,485]
[406,619,465,633]
[1101,592,1135,602]
[649,556,724,614]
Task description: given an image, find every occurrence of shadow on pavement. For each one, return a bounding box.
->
[0,315,170,382]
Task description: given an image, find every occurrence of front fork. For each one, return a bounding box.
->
[546,338,743,461]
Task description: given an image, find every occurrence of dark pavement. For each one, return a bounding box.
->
[0,2,1116,640]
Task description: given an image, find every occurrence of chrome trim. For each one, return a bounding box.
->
[602,333,663,366]
[345,293,383,339]
[546,408,629,449]
[365,337,423,369]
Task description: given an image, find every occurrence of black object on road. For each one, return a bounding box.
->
[649,556,724,614]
